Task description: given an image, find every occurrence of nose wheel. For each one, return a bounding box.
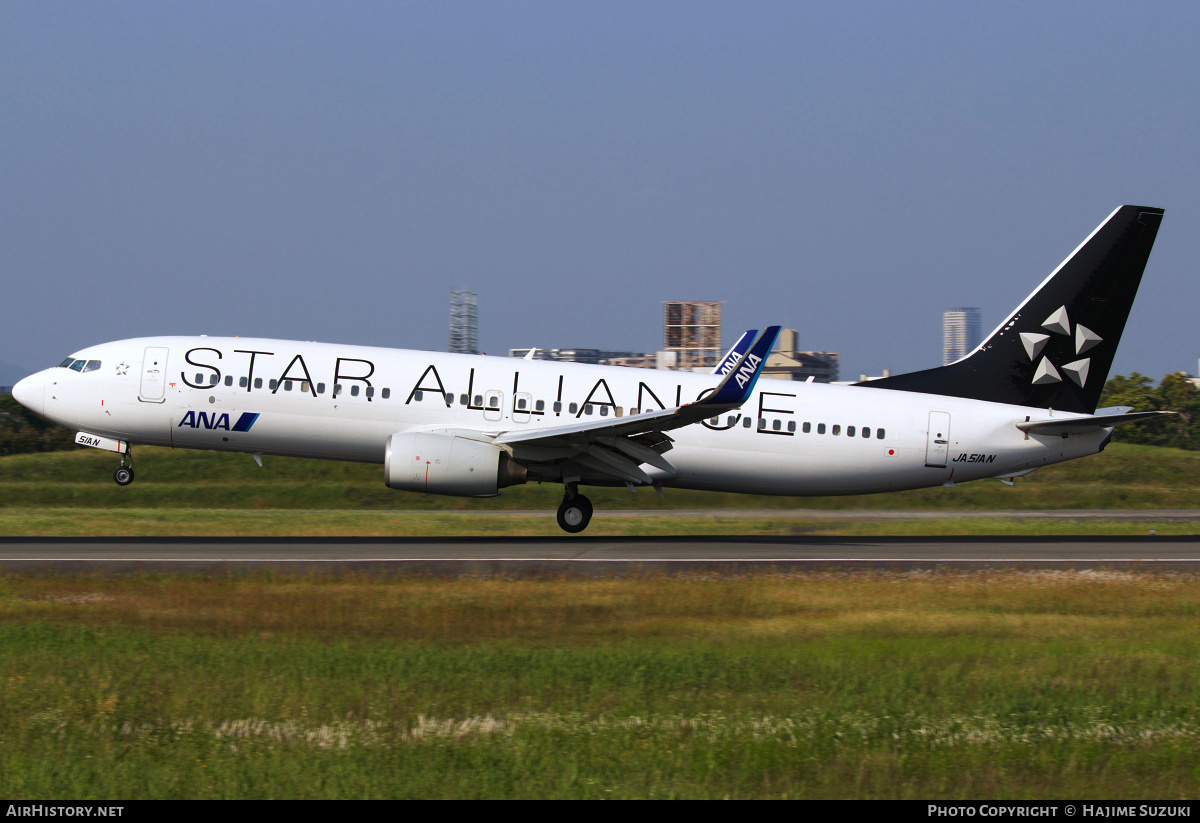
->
[557,485,593,533]
[113,448,135,486]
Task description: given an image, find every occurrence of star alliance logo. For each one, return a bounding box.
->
[115,362,129,376]
[1019,306,1101,388]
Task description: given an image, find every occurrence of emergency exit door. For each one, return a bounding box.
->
[925,411,951,468]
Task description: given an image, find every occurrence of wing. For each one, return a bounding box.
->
[1016,410,1175,436]
[489,327,781,485]
[712,329,757,375]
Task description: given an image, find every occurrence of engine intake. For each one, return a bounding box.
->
[385,431,526,497]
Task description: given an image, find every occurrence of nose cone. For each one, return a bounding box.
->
[11,373,44,416]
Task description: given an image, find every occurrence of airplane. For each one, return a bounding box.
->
[10,205,1169,533]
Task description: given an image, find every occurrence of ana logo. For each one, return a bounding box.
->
[178,411,260,432]
[734,353,762,389]
[1019,306,1101,388]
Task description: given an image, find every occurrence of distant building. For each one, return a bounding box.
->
[664,301,722,371]
[943,308,981,365]
[449,290,479,354]
[763,328,840,383]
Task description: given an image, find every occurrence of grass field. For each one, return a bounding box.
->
[1,442,1199,538]
[2,571,1200,799]
[0,508,1195,537]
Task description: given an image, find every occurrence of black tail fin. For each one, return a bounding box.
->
[860,205,1165,414]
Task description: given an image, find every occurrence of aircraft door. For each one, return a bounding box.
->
[484,390,504,422]
[925,411,951,468]
[139,347,169,403]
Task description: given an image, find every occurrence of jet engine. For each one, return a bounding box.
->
[384,431,526,497]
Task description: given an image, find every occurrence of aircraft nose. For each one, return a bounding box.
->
[11,373,45,416]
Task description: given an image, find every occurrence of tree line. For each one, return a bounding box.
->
[1,372,1199,456]
[0,393,77,456]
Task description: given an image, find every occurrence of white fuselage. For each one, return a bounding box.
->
[16,336,1109,496]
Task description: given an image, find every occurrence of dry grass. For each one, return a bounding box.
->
[4,571,1200,797]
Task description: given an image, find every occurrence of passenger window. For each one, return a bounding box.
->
[877,428,886,439]
[569,403,578,414]
[536,400,545,411]
[334,385,342,396]
[254,378,263,389]
[631,408,639,415]
[847,426,855,437]
[84,360,102,373]
[300,381,310,393]
[585,405,594,415]
[444,393,452,404]
[817,423,826,434]
[414,390,423,401]
[615,407,623,417]
[224,376,233,386]
[239,377,248,388]
[787,421,796,433]
[517,398,527,410]
[832,425,841,435]
[489,396,499,408]
[381,388,390,399]
[460,395,469,406]
[743,416,752,428]
[862,427,870,438]
[600,406,608,416]
[351,385,360,396]
[366,387,375,398]
[317,383,325,394]
[195,373,204,383]
[553,402,562,413]
[758,418,766,429]
[210,374,219,385]
[474,395,482,406]
[803,422,811,433]
[284,381,293,391]
[727,416,737,426]
[269,379,278,390]
[772,419,781,431]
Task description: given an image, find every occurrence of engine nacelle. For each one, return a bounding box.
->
[384,431,526,497]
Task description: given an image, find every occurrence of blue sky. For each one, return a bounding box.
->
[2,2,1197,385]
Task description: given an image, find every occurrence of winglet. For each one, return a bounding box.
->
[703,326,780,406]
[712,330,757,375]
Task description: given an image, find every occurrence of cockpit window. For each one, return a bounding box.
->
[58,357,102,372]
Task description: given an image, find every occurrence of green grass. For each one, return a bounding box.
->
[0,508,1194,537]
[3,572,1200,798]
[2,441,1200,512]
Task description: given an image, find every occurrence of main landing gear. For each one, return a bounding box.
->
[113,448,134,486]
[557,483,593,534]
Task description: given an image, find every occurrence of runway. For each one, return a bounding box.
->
[4,535,1200,575]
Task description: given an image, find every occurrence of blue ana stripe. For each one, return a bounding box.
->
[232,412,259,433]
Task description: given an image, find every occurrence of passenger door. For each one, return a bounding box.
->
[925,411,951,468]
[139,347,169,403]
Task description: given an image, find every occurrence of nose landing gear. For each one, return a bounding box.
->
[113,449,134,486]
[557,483,593,533]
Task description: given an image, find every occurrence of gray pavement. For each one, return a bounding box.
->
[4,535,1200,575]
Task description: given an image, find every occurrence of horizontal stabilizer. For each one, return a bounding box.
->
[1016,410,1175,435]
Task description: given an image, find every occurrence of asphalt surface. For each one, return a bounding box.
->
[4,535,1200,575]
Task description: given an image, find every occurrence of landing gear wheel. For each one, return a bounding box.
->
[113,466,134,486]
[557,494,593,534]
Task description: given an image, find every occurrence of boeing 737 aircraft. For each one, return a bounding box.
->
[11,205,1169,532]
